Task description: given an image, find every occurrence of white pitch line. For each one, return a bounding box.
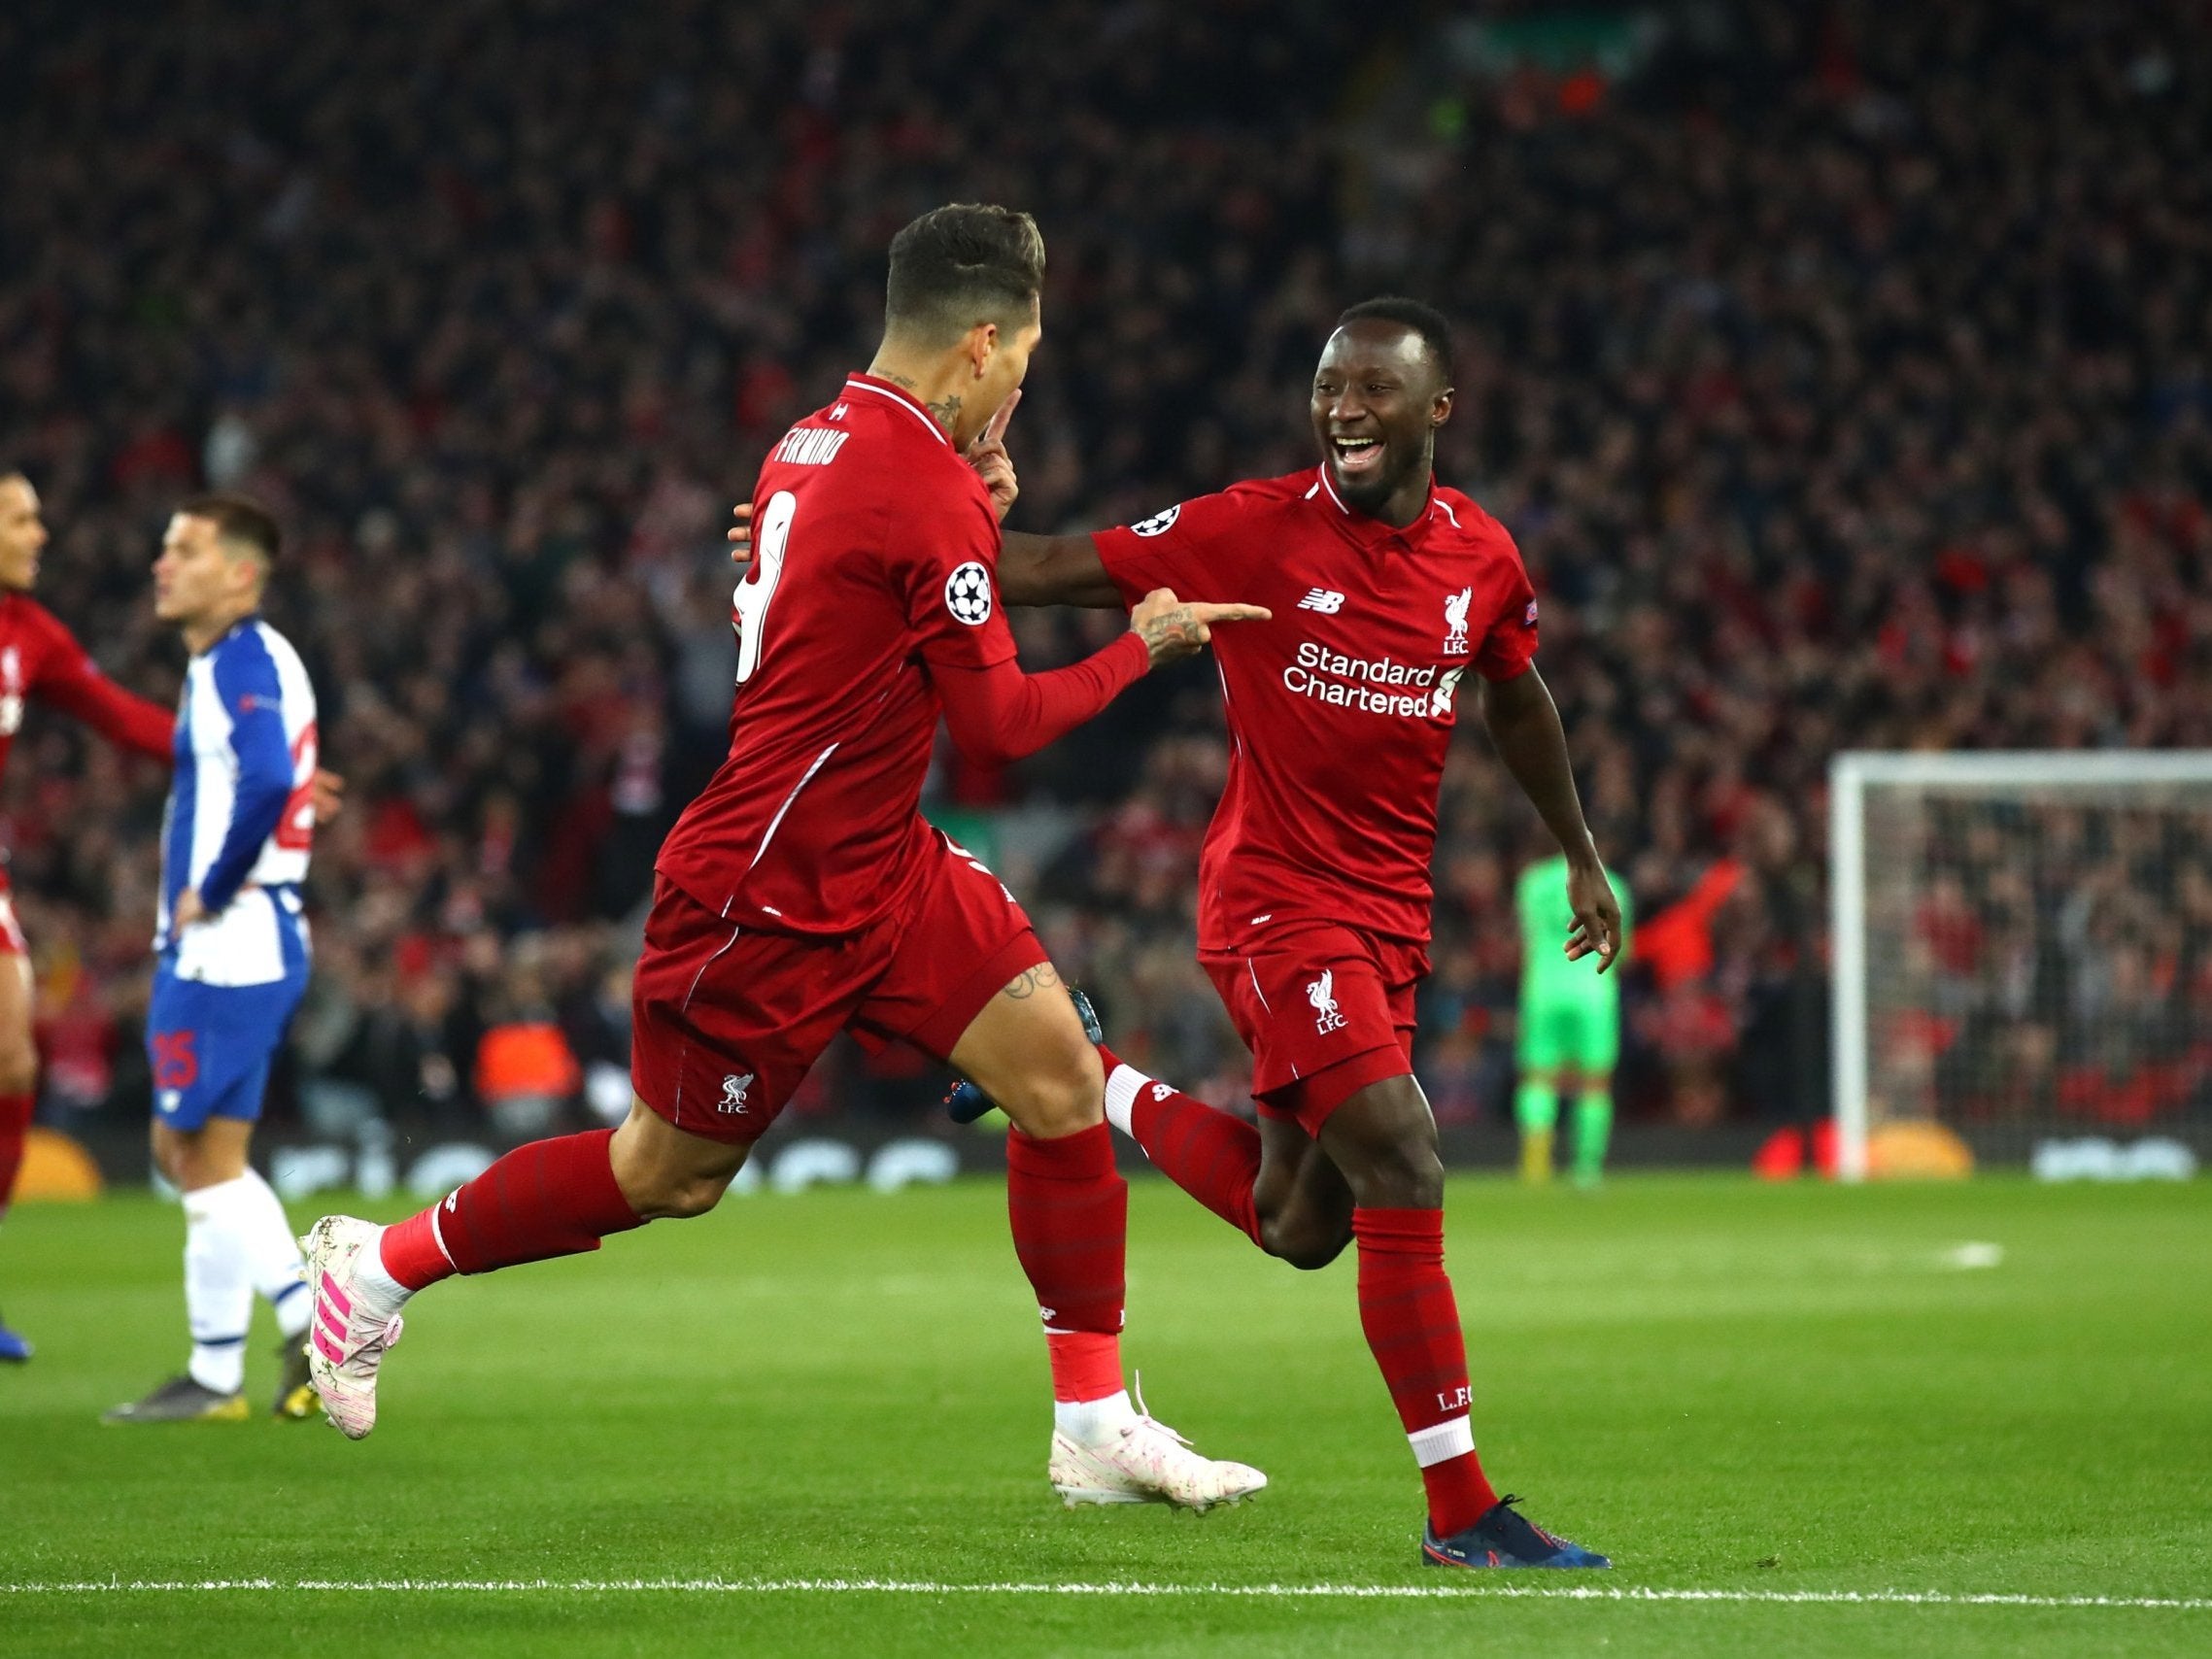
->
[0,1579,2206,1609]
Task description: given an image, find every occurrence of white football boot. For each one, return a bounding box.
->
[1048,1376,1267,1511]
[299,1215,406,1440]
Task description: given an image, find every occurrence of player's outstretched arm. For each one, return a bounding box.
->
[935,588,1270,768]
[995,530,1122,609]
[1480,665,1621,971]
[35,644,176,762]
[730,508,1118,610]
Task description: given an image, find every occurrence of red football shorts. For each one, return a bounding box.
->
[0,893,27,959]
[630,833,1045,1143]
[1201,921,1426,1137]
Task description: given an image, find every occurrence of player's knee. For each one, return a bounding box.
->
[1261,1215,1351,1271]
[630,1168,732,1220]
[1333,1133,1444,1210]
[994,1046,1105,1140]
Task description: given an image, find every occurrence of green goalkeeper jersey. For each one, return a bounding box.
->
[1515,853,1632,1007]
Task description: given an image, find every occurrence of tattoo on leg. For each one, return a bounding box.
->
[1000,963,1064,1001]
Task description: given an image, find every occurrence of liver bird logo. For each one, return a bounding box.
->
[1443,588,1473,656]
[1308,969,1347,1033]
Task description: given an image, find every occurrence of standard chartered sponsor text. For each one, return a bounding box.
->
[1282,639,1448,719]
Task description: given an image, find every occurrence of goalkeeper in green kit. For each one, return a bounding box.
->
[1514,853,1631,1186]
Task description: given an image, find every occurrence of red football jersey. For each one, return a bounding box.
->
[656,375,1018,935]
[1094,467,1538,952]
[0,592,176,889]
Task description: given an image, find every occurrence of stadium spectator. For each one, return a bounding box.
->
[0,0,2205,1140]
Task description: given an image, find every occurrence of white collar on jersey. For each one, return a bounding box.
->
[1308,467,1460,529]
[842,376,951,447]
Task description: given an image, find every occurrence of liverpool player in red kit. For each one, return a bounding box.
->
[943,300,1622,1568]
[0,472,180,1363]
[302,207,1271,1509]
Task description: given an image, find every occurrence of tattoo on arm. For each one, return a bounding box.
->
[1000,963,1065,1001]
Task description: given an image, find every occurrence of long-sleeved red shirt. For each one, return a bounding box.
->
[0,592,175,887]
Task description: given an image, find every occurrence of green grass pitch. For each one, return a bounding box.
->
[3,1172,2208,1656]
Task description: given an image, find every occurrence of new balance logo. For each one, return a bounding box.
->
[1308,969,1347,1034]
[719,1073,755,1114]
[1298,588,1346,614]
[1150,1083,1174,1103]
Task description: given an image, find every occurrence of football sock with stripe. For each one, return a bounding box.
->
[376,1127,642,1294]
[1352,1206,1499,1538]
[230,1168,312,1338]
[1573,1091,1613,1183]
[183,1182,253,1395]
[1099,1049,1263,1248]
[1004,1122,1132,1439]
[0,1089,31,1219]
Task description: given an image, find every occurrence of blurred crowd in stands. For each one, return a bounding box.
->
[1868,797,2212,1129]
[0,0,2205,1143]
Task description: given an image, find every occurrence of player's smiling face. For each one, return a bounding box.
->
[1310,322,1452,523]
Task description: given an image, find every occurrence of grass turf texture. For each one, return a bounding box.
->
[2,1174,2207,1657]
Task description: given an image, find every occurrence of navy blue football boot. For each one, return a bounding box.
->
[944,988,1104,1124]
[1420,1497,1612,1570]
[0,1310,29,1364]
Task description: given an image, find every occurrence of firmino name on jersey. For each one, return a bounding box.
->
[775,427,851,466]
[1283,639,1459,720]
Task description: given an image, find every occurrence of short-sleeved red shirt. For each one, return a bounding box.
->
[1094,467,1538,952]
[656,374,1017,935]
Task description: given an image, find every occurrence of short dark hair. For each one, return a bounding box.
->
[1336,297,1455,386]
[884,204,1045,346]
[177,491,280,565]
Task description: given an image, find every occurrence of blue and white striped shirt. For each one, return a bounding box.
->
[156,616,317,985]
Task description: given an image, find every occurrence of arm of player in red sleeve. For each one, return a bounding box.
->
[935,632,1150,768]
[35,650,175,762]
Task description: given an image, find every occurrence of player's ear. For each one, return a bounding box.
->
[1431,387,1455,429]
[967,320,999,380]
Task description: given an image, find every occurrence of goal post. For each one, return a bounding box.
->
[1829,750,2212,1180]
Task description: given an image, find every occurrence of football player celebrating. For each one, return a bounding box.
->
[921,299,1621,1569]
[301,206,1273,1511]
[0,475,212,1364]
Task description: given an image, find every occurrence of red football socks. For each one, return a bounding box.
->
[1353,1206,1499,1537]
[379,1128,643,1291]
[1098,1045,1263,1247]
[0,1090,30,1219]
[1004,1122,1127,1400]
[1046,1330,1124,1405]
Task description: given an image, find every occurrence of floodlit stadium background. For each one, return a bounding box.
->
[2,0,2207,1180]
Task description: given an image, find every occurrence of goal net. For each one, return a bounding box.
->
[1829,752,2212,1178]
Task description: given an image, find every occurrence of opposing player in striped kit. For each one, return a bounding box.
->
[105,495,323,1423]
